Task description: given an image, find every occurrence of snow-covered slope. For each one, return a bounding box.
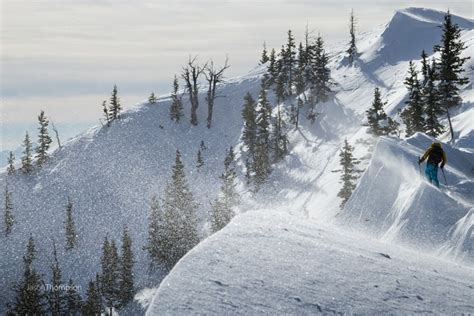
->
[1,6,473,314]
[147,210,474,315]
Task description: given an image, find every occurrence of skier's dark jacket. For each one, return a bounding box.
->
[419,142,447,168]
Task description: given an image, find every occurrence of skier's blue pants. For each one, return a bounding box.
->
[425,163,439,188]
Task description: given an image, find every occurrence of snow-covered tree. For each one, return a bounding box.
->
[119,226,134,307]
[282,30,296,96]
[196,149,204,169]
[346,9,358,64]
[335,139,361,209]
[21,132,34,174]
[7,151,15,175]
[420,50,429,85]
[308,35,331,117]
[161,150,199,268]
[267,48,278,86]
[253,86,272,190]
[145,196,164,265]
[148,92,157,104]
[423,59,444,137]
[434,11,470,141]
[13,236,46,314]
[210,147,239,233]
[260,42,269,64]
[102,100,110,125]
[82,280,102,315]
[100,236,120,315]
[401,61,424,136]
[65,197,77,251]
[65,278,82,315]
[35,110,52,168]
[4,185,14,236]
[170,75,184,123]
[109,85,122,121]
[241,93,258,182]
[366,87,397,136]
[271,103,289,162]
[47,242,67,316]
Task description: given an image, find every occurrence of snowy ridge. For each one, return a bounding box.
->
[341,134,474,261]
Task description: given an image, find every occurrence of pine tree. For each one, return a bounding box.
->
[7,151,15,175]
[196,149,204,169]
[102,100,110,125]
[260,42,269,64]
[267,48,278,86]
[148,92,157,104]
[82,280,102,315]
[65,279,82,315]
[100,236,120,315]
[4,185,14,236]
[65,197,77,251]
[423,59,444,137]
[241,93,258,181]
[346,9,357,64]
[35,110,53,168]
[271,103,289,162]
[47,242,67,316]
[282,30,296,96]
[170,75,184,123]
[420,50,429,85]
[13,236,46,314]
[401,61,425,136]
[210,147,239,233]
[200,140,207,151]
[366,87,393,136]
[161,150,199,268]
[109,85,122,121]
[309,35,331,116]
[21,132,34,174]
[434,11,470,141]
[119,226,134,307]
[145,196,165,265]
[253,86,272,190]
[335,139,360,209]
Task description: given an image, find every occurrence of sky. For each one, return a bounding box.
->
[0,0,472,151]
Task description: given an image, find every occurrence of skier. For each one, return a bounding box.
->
[418,142,447,188]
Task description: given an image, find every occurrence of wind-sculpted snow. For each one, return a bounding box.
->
[147,210,474,315]
[341,134,474,262]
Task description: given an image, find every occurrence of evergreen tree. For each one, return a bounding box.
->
[65,197,77,251]
[282,30,296,96]
[366,87,395,136]
[100,236,120,315]
[102,100,110,125]
[271,103,289,162]
[335,139,360,209]
[170,75,184,123]
[210,147,239,233]
[260,42,269,64]
[267,48,278,86]
[148,92,157,104]
[21,132,34,174]
[200,140,207,151]
[7,151,15,175]
[119,226,134,307]
[241,93,258,182]
[109,85,122,121]
[423,59,444,137]
[160,150,199,268]
[346,9,357,64]
[82,280,102,315]
[434,11,470,141]
[47,242,67,316]
[420,50,429,85]
[65,279,82,315]
[13,236,46,314]
[401,61,425,136]
[4,185,14,236]
[145,196,165,265]
[309,35,331,116]
[196,149,204,169]
[254,86,272,190]
[35,110,53,168]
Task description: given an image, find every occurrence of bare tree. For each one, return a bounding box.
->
[204,57,230,128]
[50,120,62,149]
[181,56,206,126]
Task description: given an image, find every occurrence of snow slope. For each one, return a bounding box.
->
[1,6,473,314]
[147,210,474,315]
